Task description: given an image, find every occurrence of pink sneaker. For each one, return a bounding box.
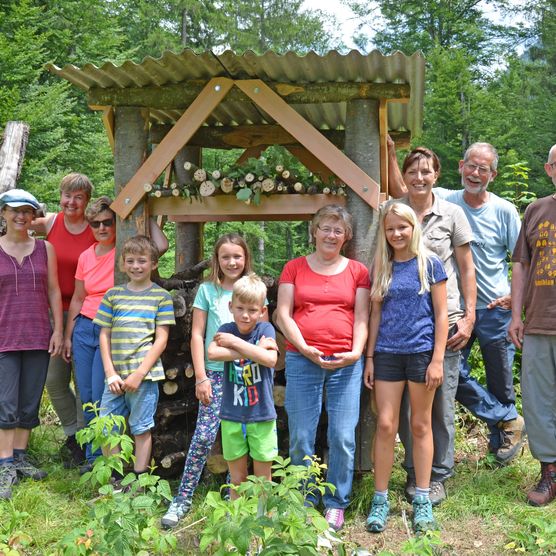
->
[324,507,344,531]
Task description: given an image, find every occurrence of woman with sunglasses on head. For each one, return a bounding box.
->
[63,196,168,470]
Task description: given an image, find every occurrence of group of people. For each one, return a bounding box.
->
[1,142,555,535]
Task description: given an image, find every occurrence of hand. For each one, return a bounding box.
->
[107,374,125,395]
[258,336,278,351]
[425,359,444,391]
[122,371,144,392]
[48,331,63,356]
[487,295,511,310]
[319,351,359,370]
[387,134,396,155]
[446,315,474,351]
[196,379,213,406]
[62,338,72,363]
[364,358,375,390]
[300,345,324,366]
[508,317,524,349]
[213,332,239,349]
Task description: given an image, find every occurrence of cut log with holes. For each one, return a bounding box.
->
[262,178,275,192]
[161,450,187,469]
[220,177,234,193]
[193,168,207,182]
[199,180,216,196]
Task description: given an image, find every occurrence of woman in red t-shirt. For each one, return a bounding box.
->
[276,204,370,532]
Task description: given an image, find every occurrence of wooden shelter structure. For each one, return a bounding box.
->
[48,48,425,471]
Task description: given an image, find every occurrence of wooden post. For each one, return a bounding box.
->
[173,146,203,270]
[344,99,380,473]
[113,107,149,283]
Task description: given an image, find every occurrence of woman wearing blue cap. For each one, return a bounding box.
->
[0,189,63,500]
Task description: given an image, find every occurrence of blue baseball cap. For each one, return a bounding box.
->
[0,189,41,210]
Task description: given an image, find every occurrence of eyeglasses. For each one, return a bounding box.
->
[5,206,35,216]
[317,225,345,237]
[463,162,492,176]
[90,218,115,229]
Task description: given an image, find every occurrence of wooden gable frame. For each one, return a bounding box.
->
[111,77,381,220]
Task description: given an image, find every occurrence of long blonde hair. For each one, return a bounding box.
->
[371,201,433,299]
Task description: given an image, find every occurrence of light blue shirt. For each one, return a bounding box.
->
[434,188,521,309]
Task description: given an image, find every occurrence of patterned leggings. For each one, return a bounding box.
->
[177,370,223,501]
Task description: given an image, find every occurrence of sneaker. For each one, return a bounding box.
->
[61,435,86,469]
[429,480,447,506]
[404,477,416,502]
[0,464,18,499]
[527,463,556,507]
[13,452,47,480]
[366,494,389,533]
[496,416,526,465]
[161,496,191,529]
[412,495,437,534]
[324,508,344,532]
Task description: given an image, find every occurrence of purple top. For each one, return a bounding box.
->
[0,239,51,351]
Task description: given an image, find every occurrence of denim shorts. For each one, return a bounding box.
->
[100,379,159,435]
[373,351,433,383]
[221,419,278,462]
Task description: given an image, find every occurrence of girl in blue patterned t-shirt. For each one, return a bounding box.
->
[364,201,448,535]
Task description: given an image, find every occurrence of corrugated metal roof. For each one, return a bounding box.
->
[46,48,424,135]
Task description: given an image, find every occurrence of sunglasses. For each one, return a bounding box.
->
[90,218,115,229]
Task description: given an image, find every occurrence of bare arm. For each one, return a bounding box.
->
[208,333,278,368]
[45,241,63,355]
[31,213,56,236]
[387,135,408,199]
[426,280,448,390]
[63,279,86,361]
[447,243,476,351]
[149,217,169,256]
[363,300,382,390]
[508,262,528,349]
[191,308,212,405]
[123,325,170,392]
[275,282,323,365]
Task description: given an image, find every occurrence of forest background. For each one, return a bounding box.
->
[2,0,555,277]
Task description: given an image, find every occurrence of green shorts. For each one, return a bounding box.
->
[221,419,278,462]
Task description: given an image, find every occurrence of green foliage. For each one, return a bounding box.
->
[505,516,556,554]
[0,507,32,556]
[199,455,342,555]
[497,159,537,211]
[61,408,175,555]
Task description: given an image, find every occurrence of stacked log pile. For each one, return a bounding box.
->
[144,161,347,206]
[152,267,297,478]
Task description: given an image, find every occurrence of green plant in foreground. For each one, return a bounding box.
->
[200,455,343,555]
[505,516,556,554]
[57,409,176,556]
[0,507,32,556]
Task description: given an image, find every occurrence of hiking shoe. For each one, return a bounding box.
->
[366,494,389,533]
[324,508,344,532]
[404,477,416,502]
[527,463,556,507]
[161,496,191,529]
[13,452,47,480]
[496,416,526,465]
[429,481,447,506]
[61,435,86,469]
[412,495,437,534]
[0,464,18,499]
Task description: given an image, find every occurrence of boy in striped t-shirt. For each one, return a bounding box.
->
[94,235,175,477]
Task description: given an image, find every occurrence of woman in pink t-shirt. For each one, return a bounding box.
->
[276,204,370,532]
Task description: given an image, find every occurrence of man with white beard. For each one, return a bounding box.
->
[508,144,556,506]
[389,142,525,478]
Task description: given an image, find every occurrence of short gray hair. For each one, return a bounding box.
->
[464,142,499,171]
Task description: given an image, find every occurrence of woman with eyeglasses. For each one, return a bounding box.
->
[0,189,62,499]
[275,204,370,532]
[63,196,168,470]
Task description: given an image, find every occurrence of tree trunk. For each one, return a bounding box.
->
[0,121,29,193]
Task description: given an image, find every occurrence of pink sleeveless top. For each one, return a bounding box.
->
[0,239,51,351]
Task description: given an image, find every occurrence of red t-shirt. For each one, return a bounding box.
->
[279,256,370,355]
[47,212,95,310]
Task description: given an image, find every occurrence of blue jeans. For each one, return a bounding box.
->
[456,307,518,448]
[285,352,363,509]
[72,315,104,462]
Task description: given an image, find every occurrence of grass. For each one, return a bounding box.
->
[1,404,555,555]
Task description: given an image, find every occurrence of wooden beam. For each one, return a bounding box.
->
[235,146,267,165]
[111,77,234,219]
[88,81,411,109]
[151,194,344,222]
[102,107,115,152]
[149,124,346,150]
[379,99,389,195]
[235,79,380,209]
